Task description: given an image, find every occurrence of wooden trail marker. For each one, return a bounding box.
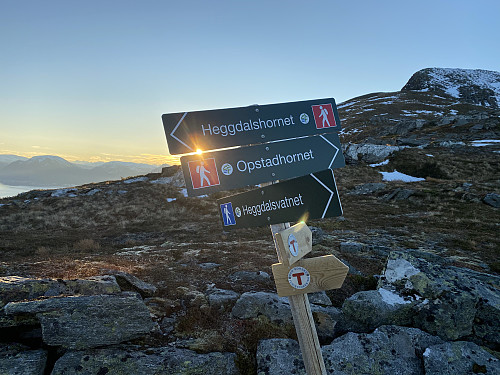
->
[272,255,349,297]
[274,222,312,266]
[270,221,327,375]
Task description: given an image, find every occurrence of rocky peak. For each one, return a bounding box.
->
[402,67,500,108]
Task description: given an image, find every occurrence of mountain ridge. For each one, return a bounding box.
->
[0,155,165,187]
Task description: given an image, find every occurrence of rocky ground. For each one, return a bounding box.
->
[0,68,499,374]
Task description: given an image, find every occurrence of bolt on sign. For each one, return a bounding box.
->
[162,98,341,155]
[181,133,344,197]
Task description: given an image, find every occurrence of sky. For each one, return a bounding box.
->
[1,0,499,165]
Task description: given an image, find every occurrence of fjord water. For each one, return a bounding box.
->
[0,182,57,198]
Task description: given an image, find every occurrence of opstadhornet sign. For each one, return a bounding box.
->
[162,98,341,155]
[180,133,345,197]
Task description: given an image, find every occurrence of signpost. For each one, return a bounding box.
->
[181,133,344,197]
[162,98,341,155]
[162,98,347,375]
[217,169,342,230]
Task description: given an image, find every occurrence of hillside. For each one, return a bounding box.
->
[1,68,499,374]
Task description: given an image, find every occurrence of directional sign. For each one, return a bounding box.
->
[162,98,341,155]
[272,255,349,297]
[275,222,312,266]
[216,169,342,230]
[181,133,344,196]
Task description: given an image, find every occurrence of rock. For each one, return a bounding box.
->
[4,292,154,349]
[229,270,270,283]
[231,292,292,325]
[51,346,239,375]
[159,315,176,336]
[308,291,332,306]
[309,226,325,245]
[339,259,363,276]
[379,251,500,346]
[483,193,500,208]
[110,271,157,297]
[257,326,443,375]
[348,182,387,195]
[0,275,120,305]
[343,143,406,163]
[423,341,500,375]
[0,275,121,328]
[206,287,240,308]
[310,305,342,343]
[0,343,47,375]
[383,188,415,201]
[322,325,444,375]
[340,289,413,333]
[339,241,366,254]
[256,339,305,375]
[199,262,222,269]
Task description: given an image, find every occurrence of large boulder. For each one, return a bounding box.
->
[231,292,292,325]
[378,251,500,346]
[257,325,444,375]
[0,275,121,328]
[256,339,305,375]
[322,325,443,375]
[4,292,154,349]
[0,343,47,375]
[340,289,414,333]
[423,341,500,375]
[51,346,239,375]
[108,271,157,297]
[343,143,406,163]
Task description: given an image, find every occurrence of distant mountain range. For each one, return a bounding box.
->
[0,155,166,186]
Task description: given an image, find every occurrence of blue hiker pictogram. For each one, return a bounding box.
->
[220,202,236,226]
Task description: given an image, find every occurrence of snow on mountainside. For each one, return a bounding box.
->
[337,67,500,147]
[402,68,500,108]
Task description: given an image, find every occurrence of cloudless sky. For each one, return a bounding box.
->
[1,0,499,165]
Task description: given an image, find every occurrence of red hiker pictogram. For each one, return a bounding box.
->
[188,158,220,189]
[312,103,337,129]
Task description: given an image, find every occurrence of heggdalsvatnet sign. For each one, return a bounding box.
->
[162,98,341,155]
[217,169,342,230]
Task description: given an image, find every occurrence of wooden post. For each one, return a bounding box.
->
[270,221,327,375]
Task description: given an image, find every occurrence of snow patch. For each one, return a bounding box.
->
[470,139,500,147]
[378,288,410,306]
[180,188,188,197]
[150,177,173,184]
[385,259,420,283]
[85,189,101,196]
[423,348,432,358]
[369,159,389,167]
[123,177,149,184]
[380,170,425,182]
[166,198,177,202]
[51,188,78,197]
[426,154,434,157]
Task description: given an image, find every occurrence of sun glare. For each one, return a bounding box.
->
[196,149,203,154]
